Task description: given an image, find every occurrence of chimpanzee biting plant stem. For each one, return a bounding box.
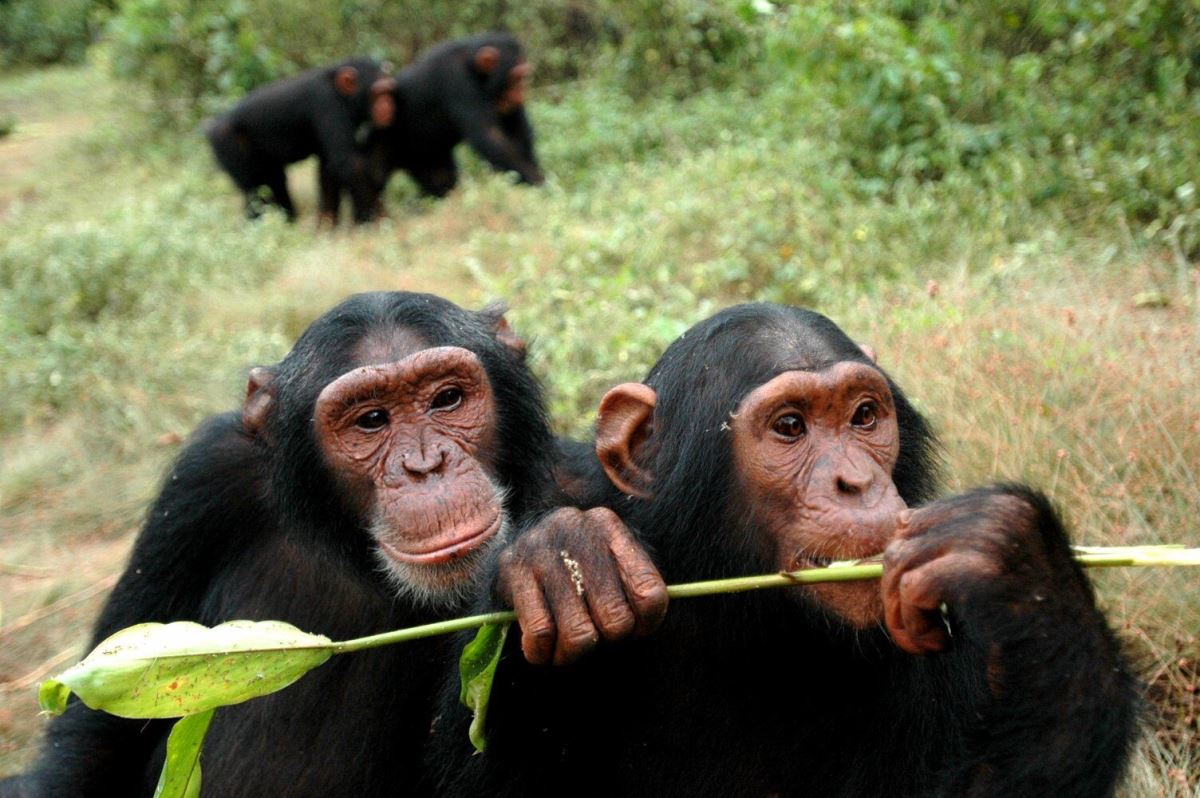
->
[429,303,1139,798]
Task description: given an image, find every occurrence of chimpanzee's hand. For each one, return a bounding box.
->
[496,507,668,666]
[881,486,1088,655]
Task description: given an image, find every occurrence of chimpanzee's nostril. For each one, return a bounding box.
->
[837,476,863,495]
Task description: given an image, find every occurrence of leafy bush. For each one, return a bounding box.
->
[0,162,295,437]
[106,0,282,121]
[761,0,1200,254]
[0,0,106,67]
[102,0,617,124]
[100,0,772,124]
[766,5,1003,182]
[602,0,768,96]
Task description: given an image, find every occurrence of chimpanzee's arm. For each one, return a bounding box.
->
[498,106,539,170]
[883,486,1139,797]
[25,413,270,796]
[450,101,544,186]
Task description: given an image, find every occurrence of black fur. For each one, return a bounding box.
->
[427,303,1138,798]
[14,292,557,798]
[206,57,391,223]
[367,33,543,198]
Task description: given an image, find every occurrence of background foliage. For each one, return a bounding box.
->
[1,0,1197,792]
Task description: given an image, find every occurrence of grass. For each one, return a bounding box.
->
[0,61,1197,794]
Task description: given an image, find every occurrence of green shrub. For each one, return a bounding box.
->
[602,0,767,97]
[0,0,106,67]
[100,0,772,124]
[106,0,282,121]
[766,5,1003,182]
[102,0,617,124]
[0,162,296,436]
[760,0,1200,253]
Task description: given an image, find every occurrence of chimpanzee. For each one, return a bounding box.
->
[427,303,1139,797]
[7,292,665,798]
[365,32,544,199]
[205,57,397,224]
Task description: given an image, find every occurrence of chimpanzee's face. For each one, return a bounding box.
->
[729,362,906,627]
[315,339,508,607]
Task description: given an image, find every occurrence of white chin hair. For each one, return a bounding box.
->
[374,518,510,611]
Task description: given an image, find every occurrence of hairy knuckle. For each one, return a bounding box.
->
[585,507,622,533]
[549,507,584,528]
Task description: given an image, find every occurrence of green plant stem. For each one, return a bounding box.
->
[334,611,518,654]
[331,547,1197,654]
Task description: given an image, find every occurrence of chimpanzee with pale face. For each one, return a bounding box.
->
[7,292,665,798]
[428,303,1139,797]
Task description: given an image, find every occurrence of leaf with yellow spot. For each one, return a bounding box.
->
[40,620,332,719]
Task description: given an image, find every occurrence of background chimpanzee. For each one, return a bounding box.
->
[205,57,397,223]
[366,32,544,198]
[428,303,1139,797]
[9,292,664,798]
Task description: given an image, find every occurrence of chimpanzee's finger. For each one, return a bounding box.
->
[599,513,668,636]
[540,551,600,666]
[502,561,557,666]
[572,540,637,643]
[895,566,952,654]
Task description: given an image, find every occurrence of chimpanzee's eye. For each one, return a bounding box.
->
[355,409,389,430]
[431,387,463,411]
[851,402,878,430]
[772,413,806,439]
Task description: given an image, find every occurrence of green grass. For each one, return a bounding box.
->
[0,56,1197,794]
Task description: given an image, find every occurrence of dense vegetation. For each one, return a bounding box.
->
[1,1,1196,793]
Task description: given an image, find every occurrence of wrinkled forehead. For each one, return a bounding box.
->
[317,346,490,413]
[735,361,893,416]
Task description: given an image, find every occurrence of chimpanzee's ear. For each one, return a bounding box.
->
[243,367,277,438]
[474,45,501,74]
[596,383,657,499]
[479,302,527,361]
[856,342,878,363]
[334,66,360,97]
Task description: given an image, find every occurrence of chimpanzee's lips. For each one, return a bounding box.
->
[788,552,884,571]
[380,511,504,566]
[790,554,833,570]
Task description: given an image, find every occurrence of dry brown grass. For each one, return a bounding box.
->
[0,65,1196,795]
[852,261,1199,796]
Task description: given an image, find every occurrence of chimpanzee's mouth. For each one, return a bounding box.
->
[379,510,504,566]
[787,552,884,572]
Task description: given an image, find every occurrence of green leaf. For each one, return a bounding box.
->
[38,678,72,716]
[458,621,510,753]
[39,620,333,719]
[153,709,215,798]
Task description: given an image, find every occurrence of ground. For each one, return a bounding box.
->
[0,63,1196,795]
